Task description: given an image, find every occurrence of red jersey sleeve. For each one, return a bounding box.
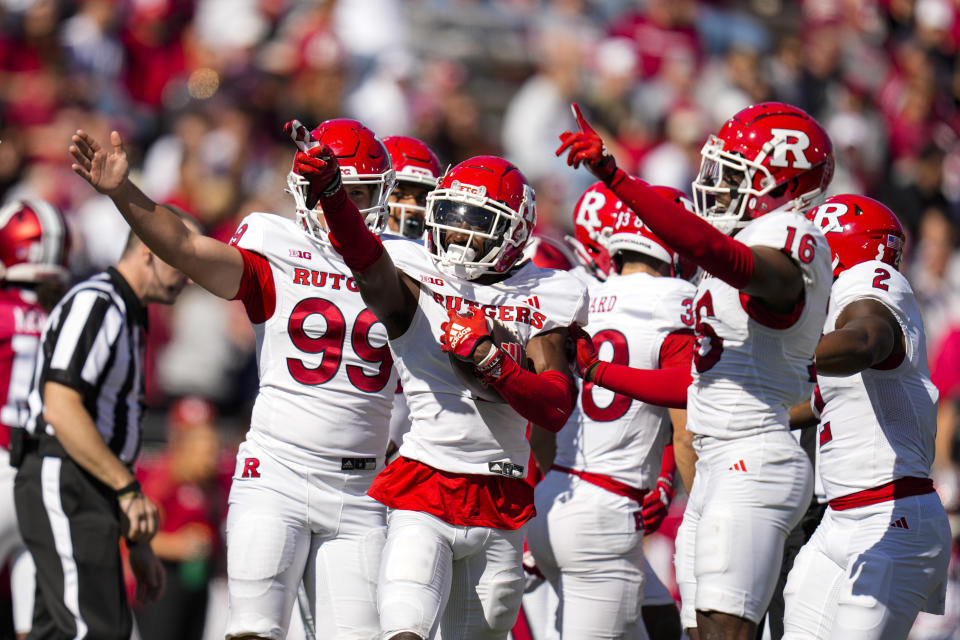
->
[659,329,695,370]
[232,247,276,324]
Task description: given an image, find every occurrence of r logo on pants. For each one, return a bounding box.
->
[242,458,261,478]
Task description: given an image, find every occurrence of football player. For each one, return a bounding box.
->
[527,183,694,639]
[69,120,398,640]
[781,195,951,638]
[290,142,587,639]
[557,102,834,640]
[381,136,442,463]
[382,135,443,240]
[0,199,69,640]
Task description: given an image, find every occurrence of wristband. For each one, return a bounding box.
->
[476,345,505,381]
[116,480,142,501]
[320,171,343,198]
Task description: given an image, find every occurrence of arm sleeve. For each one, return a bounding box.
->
[592,364,691,409]
[659,330,695,369]
[608,169,755,289]
[589,329,694,409]
[486,354,577,433]
[318,188,385,272]
[46,290,123,393]
[658,442,677,482]
[232,247,276,324]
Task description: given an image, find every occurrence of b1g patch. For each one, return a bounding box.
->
[341,457,377,471]
[488,461,524,478]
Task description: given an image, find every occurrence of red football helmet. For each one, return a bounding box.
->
[650,185,701,281]
[0,200,69,283]
[568,181,629,280]
[693,102,834,234]
[605,206,675,274]
[807,194,905,277]
[425,156,535,280]
[287,118,395,242]
[382,136,442,239]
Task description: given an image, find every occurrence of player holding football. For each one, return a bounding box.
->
[290,138,587,638]
[781,195,951,638]
[69,120,398,640]
[557,102,834,640]
[0,200,69,640]
[527,183,694,639]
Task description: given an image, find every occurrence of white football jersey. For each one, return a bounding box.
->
[686,209,831,438]
[232,213,396,466]
[816,261,939,501]
[554,271,696,488]
[383,238,589,477]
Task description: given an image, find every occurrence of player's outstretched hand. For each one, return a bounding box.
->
[285,120,342,208]
[569,325,600,382]
[640,475,676,535]
[119,490,159,543]
[69,130,130,195]
[440,308,493,364]
[555,103,617,184]
[128,542,166,604]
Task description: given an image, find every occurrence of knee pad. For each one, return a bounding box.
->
[834,552,893,635]
[227,516,299,599]
[482,567,524,632]
[380,526,449,638]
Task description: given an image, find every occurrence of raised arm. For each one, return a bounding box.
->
[814,298,903,376]
[291,143,418,338]
[70,130,243,299]
[556,105,803,311]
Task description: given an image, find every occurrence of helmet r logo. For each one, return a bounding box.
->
[575,192,605,230]
[811,203,847,234]
[769,128,812,169]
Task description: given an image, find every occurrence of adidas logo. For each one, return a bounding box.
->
[728,460,747,472]
[449,325,471,346]
[525,296,540,309]
[890,517,909,530]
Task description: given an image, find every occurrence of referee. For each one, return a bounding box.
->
[13,225,191,640]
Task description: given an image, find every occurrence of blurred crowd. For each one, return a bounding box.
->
[2,0,960,638]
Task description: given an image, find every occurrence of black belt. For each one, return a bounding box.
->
[21,434,69,459]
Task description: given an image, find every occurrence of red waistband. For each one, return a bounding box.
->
[551,464,648,504]
[829,476,935,511]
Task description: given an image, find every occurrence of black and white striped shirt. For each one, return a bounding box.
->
[25,267,147,465]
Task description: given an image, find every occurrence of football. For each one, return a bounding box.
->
[448,316,528,404]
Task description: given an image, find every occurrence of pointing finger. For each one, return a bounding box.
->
[572,103,589,133]
[110,131,123,154]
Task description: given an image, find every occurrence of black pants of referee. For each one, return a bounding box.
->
[13,445,131,640]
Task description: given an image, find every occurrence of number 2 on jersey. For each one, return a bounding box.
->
[287,298,393,392]
[872,267,890,291]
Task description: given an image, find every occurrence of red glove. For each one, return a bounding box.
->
[286,120,342,209]
[641,477,676,535]
[555,103,618,185]
[440,308,492,362]
[641,450,677,535]
[569,325,601,381]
